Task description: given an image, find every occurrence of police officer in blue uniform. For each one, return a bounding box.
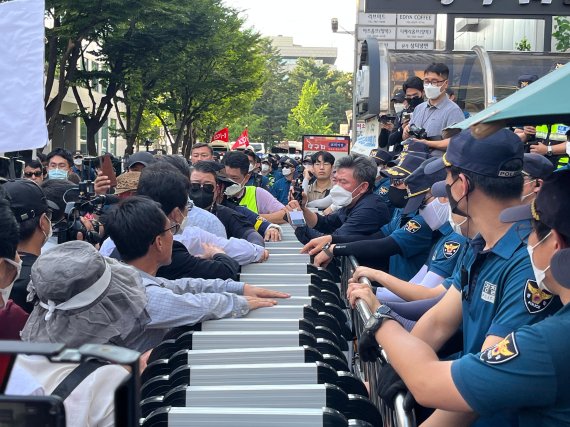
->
[351,170,570,427]
[350,128,562,426]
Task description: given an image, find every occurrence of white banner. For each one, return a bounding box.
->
[0,0,47,153]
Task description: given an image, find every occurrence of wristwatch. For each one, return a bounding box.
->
[363,305,397,338]
[547,145,553,156]
[321,242,334,258]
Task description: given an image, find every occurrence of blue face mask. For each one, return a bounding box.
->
[48,169,68,180]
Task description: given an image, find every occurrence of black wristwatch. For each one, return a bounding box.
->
[321,242,334,258]
[363,305,396,338]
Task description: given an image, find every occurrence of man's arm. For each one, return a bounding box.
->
[420,137,451,150]
[255,187,288,224]
[411,285,463,351]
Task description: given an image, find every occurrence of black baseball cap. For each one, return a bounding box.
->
[381,154,426,179]
[500,170,570,238]
[391,90,405,103]
[425,128,523,177]
[517,74,539,89]
[551,248,570,289]
[372,149,393,165]
[403,158,447,215]
[3,179,59,222]
[430,181,447,198]
[401,139,430,157]
[127,151,156,169]
[523,153,555,180]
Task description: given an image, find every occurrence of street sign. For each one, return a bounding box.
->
[302,135,351,161]
[396,41,435,50]
[397,14,436,26]
[358,12,397,26]
[365,0,570,15]
[358,26,396,40]
[396,27,435,41]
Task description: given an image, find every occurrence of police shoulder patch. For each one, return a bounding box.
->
[379,186,389,195]
[480,332,519,365]
[404,219,421,233]
[524,279,554,314]
[442,241,461,259]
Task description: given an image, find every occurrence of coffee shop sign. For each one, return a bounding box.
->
[440,0,554,5]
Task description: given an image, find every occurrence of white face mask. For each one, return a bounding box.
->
[1,257,22,307]
[224,176,247,198]
[248,163,255,173]
[281,167,292,176]
[527,232,553,293]
[420,198,450,231]
[177,215,188,235]
[42,215,53,246]
[521,180,537,202]
[377,166,383,177]
[73,158,83,166]
[261,164,270,173]
[329,183,363,208]
[394,103,405,114]
[424,84,442,100]
[448,207,467,236]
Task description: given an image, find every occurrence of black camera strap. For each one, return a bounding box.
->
[51,359,107,401]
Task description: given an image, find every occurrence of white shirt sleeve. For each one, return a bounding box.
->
[175,226,264,265]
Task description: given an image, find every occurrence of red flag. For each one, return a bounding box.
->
[231,128,250,150]
[211,127,229,142]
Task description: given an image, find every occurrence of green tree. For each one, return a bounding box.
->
[553,16,570,52]
[283,80,333,140]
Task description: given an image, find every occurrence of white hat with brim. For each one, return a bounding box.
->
[21,241,149,348]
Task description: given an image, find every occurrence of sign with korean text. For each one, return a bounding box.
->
[358,12,397,26]
[358,26,396,41]
[302,135,350,161]
[397,14,436,26]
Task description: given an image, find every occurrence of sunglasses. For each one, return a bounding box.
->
[190,182,215,194]
[24,171,43,178]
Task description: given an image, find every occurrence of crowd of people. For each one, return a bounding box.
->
[1,62,569,426]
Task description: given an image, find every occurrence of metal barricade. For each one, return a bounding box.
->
[342,256,416,427]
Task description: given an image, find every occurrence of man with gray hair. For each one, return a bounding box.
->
[290,154,390,244]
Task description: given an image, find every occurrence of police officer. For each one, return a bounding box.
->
[308,153,434,281]
[351,170,570,427]
[350,127,561,426]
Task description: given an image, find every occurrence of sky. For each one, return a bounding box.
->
[223,0,357,72]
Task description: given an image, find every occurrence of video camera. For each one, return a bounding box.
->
[57,181,117,245]
[408,124,428,140]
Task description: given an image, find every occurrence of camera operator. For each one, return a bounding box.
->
[403,63,465,156]
[386,77,424,153]
[3,180,59,313]
[45,148,79,182]
[271,157,299,205]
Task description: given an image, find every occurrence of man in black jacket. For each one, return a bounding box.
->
[104,163,240,280]
[190,161,279,246]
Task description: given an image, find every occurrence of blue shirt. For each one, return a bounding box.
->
[386,209,436,281]
[451,221,560,357]
[428,222,467,278]
[374,177,391,205]
[452,303,570,427]
[270,177,292,205]
[246,173,270,190]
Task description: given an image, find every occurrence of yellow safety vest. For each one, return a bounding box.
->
[239,186,259,214]
[535,124,569,142]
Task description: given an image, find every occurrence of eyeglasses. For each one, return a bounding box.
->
[190,182,215,193]
[24,171,43,178]
[164,222,180,235]
[391,179,405,186]
[423,79,447,87]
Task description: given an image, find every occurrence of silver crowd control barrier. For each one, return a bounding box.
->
[343,256,416,427]
[140,225,381,427]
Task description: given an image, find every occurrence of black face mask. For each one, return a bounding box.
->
[406,96,424,111]
[190,189,215,210]
[446,178,470,217]
[388,186,408,209]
